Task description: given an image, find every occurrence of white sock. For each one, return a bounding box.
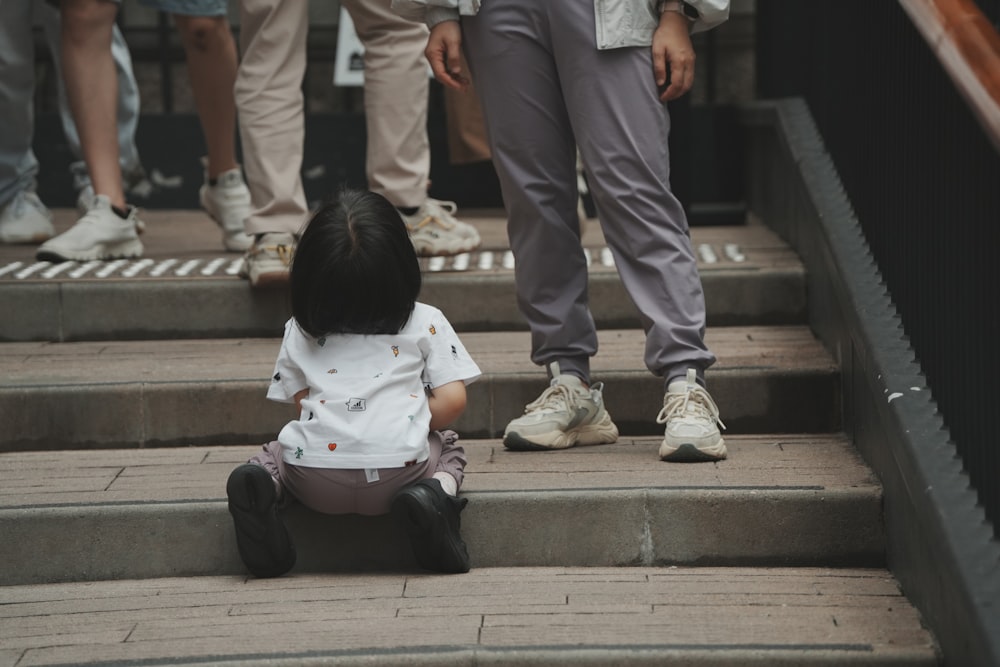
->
[433,472,458,496]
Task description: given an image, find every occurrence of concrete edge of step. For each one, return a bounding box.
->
[0,486,885,585]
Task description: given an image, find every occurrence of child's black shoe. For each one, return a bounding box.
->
[391,478,470,574]
[226,464,296,578]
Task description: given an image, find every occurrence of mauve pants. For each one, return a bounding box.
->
[248,430,467,516]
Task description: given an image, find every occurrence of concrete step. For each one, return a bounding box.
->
[0,210,805,342]
[0,326,840,450]
[0,567,937,666]
[0,434,883,585]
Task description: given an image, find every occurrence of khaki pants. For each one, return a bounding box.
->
[235,0,434,235]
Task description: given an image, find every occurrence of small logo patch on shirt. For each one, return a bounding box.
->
[346,398,367,412]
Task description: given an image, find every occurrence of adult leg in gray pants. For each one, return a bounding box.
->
[462,0,725,461]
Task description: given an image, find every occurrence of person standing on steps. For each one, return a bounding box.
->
[396,0,730,462]
[36,0,253,263]
[236,0,481,288]
[226,189,481,577]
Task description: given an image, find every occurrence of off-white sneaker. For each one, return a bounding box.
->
[503,371,619,450]
[657,368,727,462]
[401,199,481,257]
[0,190,54,244]
[240,232,295,288]
[200,164,253,252]
[36,195,143,262]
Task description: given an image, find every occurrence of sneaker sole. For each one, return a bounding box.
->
[226,464,296,578]
[659,439,728,463]
[413,239,482,258]
[504,418,619,451]
[36,239,143,263]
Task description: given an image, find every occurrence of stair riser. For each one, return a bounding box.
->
[0,489,883,585]
[0,370,841,451]
[0,270,805,343]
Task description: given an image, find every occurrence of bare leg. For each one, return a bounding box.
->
[59,0,124,209]
[173,14,239,180]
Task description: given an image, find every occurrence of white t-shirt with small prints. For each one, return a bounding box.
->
[267,303,481,469]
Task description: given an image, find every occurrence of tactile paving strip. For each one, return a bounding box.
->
[0,243,744,281]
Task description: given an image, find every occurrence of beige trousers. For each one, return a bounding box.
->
[235,0,433,236]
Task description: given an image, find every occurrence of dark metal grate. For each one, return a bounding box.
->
[757,1,1000,535]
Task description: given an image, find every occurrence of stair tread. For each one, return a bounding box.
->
[0,209,794,273]
[0,567,936,666]
[0,435,874,510]
[0,325,833,388]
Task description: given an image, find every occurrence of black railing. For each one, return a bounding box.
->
[756,1,1000,535]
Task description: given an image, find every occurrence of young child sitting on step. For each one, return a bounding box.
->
[225,188,481,577]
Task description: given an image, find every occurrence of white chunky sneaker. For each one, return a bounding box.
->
[401,199,482,257]
[657,368,727,462]
[503,372,619,450]
[240,232,295,288]
[200,164,253,252]
[36,195,143,263]
[0,190,55,244]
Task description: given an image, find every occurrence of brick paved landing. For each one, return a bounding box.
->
[0,567,936,666]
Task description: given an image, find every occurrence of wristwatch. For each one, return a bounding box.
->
[659,1,698,21]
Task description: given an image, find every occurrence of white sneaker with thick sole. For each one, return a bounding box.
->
[36,195,143,263]
[240,232,295,288]
[657,368,727,462]
[0,191,55,244]
[503,372,619,450]
[200,165,253,252]
[402,199,482,257]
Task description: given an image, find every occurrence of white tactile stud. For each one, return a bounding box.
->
[723,243,746,262]
[121,259,155,278]
[0,262,24,278]
[175,259,201,276]
[477,251,494,271]
[697,243,718,264]
[452,253,470,271]
[15,262,51,279]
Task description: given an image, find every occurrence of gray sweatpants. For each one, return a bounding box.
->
[462,0,715,387]
[250,430,467,517]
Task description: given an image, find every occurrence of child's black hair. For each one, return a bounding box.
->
[291,189,421,338]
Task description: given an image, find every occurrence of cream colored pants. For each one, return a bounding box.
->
[235,0,432,236]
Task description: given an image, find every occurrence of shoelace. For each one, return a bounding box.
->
[252,241,294,266]
[274,243,294,265]
[410,199,460,232]
[655,384,726,429]
[523,382,583,415]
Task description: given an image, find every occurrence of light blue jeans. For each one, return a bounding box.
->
[0,1,143,208]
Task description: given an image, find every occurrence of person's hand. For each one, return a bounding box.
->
[426,20,469,91]
[652,11,695,102]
